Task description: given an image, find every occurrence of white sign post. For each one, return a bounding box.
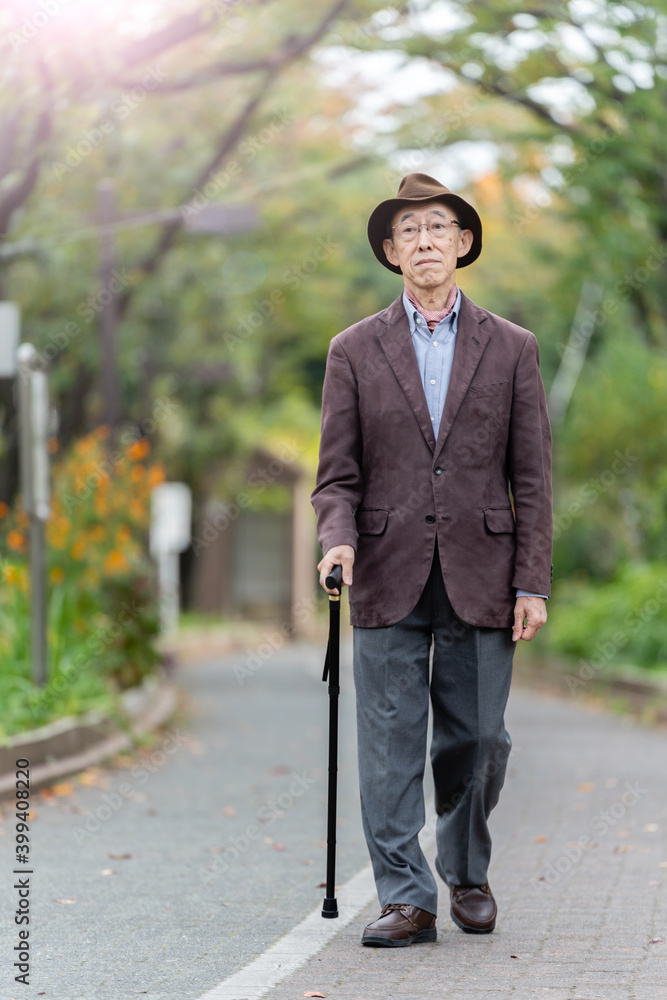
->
[150,482,192,633]
[17,342,51,686]
[0,302,20,376]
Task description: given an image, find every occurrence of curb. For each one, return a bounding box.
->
[0,676,178,798]
[513,653,667,724]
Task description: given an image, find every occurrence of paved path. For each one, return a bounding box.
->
[1,639,666,1000]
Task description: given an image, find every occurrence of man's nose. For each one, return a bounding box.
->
[418,227,433,249]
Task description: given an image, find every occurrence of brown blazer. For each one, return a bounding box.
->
[311,292,553,629]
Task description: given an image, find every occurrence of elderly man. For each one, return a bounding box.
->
[311,173,552,946]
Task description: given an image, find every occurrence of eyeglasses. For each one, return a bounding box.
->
[391,219,461,244]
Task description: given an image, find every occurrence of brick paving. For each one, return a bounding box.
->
[266,679,667,1000]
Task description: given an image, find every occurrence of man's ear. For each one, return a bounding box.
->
[457,229,474,258]
[383,237,399,266]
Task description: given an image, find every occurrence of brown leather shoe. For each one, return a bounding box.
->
[449,883,497,933]
[361,903,437,947]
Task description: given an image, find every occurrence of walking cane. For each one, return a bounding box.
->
[321,562,342,918]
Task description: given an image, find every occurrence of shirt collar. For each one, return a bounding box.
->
[402,286,461,337]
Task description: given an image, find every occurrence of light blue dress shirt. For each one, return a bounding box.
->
[402,289,546,601]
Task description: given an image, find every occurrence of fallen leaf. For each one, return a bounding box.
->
[510,954,520,959]
[79,769,106,787]
[273,843,286,851]
[52,782,74,797]
[577,782,595,793]
[613,845,635,854]
[304,992,326,998]
[101,869,117,876]
[55,898,76,904]
[649,937,663,944]
[27,809,37,821]
[40,787,55,800]
[108,853,136,860]
[533,835,548,843]
[224,806,237,817]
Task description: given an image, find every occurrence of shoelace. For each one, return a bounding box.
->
[451,883,492,901]
[380,903,418,926]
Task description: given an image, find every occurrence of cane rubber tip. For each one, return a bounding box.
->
[322,897,339,918]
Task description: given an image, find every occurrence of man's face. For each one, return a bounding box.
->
[382,200,473,289]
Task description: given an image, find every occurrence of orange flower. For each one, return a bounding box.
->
[3,564,20,584]
[130,465,145,483]
[0,501,9,518]
[7,530,26,552]
[147,465,165,488]
[103,549,130,575]
[50,567,65,585]
[71,540,86,561]
[127,439,150,461]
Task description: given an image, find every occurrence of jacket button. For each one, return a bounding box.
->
[425,514,435,524]
[434,466,443,475]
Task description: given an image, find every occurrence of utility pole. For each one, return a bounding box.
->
[97,179,122,434]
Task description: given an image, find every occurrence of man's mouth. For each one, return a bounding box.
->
[415,258,440,266]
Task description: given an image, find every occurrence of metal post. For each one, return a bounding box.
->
[17,344,50,686]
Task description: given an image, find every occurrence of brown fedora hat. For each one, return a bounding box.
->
[367,172,483,273]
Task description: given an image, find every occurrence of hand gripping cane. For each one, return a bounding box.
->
[321,563,343,918]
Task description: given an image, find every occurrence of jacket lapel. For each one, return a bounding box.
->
[377,296,436,451]
[433,293,490,460]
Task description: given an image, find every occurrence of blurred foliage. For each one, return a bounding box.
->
[548,562,667,671]
[0,0,666,678]
[0,428,162,735]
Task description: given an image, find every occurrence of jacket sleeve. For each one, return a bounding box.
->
[507,333,553,596]
[310,336,364,555]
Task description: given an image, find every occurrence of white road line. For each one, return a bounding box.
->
[196,810,437,1000]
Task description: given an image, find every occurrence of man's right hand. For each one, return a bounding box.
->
[318,545,355,595]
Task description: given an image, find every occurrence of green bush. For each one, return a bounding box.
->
[548,562,667,673]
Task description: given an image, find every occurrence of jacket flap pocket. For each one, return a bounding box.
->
[356,508,389,535]
[484,507,515,534]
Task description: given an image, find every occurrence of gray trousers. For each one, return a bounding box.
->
[352,544,515,915]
